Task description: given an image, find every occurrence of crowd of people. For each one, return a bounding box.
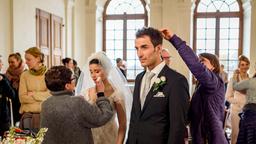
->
[0,27,255,144]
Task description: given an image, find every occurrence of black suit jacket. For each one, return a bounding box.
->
[127,65,190,144]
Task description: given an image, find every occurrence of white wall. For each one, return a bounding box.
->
[0,0,12,69]
[161,0,191,80]
[74,0,87,67]
[12,0,66,57]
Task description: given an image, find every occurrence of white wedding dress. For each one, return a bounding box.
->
[86,90,122,144]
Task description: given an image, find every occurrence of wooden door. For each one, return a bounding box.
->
[36,9,63,68]
[51,15,63,66]
[36,9,51,67]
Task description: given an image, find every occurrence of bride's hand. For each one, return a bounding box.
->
[95,77,105,93]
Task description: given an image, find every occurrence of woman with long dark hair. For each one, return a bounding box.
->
[161,28,228,144]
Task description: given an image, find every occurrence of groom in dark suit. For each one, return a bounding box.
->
[127,27,190,144]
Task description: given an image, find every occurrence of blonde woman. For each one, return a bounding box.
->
[225,55,250,144]
[19,47,50,132]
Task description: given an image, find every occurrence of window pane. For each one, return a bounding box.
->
[195,0,241,80]
[228,60,238,73]
[219,3,229,12]
[127,40,135,50]
[219,50,228,60]
[229,2,239,12]
[127,50,136,59]
[113,30,123,40]
[220,18,230,29]
[197,40,206,50]
[197,29,206,39]
[201,0,212,6]
[207,18,216,28]
[213,1,224,10]
[115,40,123,50]
[127,30,136,40]
[206,29,215,39]
[219,39,229,50]
[106,0,145,14]
[106,50,115,57]
[229,50,238,60]
[206,40,215,50]
[127,69,135,79]
[106,30,115,39]
[207,3,217,12]
[106,40,114,50]
[229,18,239,28]
[197,19,206,28]
[225,0,237,5]
[220,29,229,39]
[197,3,207,12]
[229,40,239,50]
[106,20,123,30]
[229,29,239,39]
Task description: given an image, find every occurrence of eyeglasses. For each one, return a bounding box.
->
[70,77,76,83]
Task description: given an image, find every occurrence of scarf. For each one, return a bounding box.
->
[6,62,25,90]
[29,65,47,76]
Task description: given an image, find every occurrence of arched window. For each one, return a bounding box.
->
[193,0,243,76]
[103,0,148,80]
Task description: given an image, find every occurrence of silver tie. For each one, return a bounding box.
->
[141,72,155,109]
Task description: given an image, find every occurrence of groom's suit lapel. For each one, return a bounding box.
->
[135,71,145,115]
[140,65,168,116]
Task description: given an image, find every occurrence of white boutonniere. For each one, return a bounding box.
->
[153,76,167,92]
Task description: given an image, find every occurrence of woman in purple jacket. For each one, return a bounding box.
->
[161,28,228,144]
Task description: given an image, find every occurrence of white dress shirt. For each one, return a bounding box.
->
[140,61,166,97]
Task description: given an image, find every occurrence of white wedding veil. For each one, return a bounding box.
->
[75,51,133,126]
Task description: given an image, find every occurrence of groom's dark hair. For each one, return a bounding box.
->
[136,27,163,47]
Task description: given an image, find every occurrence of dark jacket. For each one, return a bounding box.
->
[127,65,190,144]
[0,74,15,122]
[170,35,227,144]
[40,91,113,144]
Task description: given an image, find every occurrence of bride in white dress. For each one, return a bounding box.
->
[76,52,132,144]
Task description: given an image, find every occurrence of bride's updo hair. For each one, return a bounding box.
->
[89,59,100,65]
[88,55,112,75]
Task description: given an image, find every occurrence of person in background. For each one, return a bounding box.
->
[5,53,26,124]
[220,64,229,91]
[73,59,81,84]
[116,58,126,78]
[62,58,74,71]
[0,74,15,137]
[233,64,256,144]
[161,48,172,66]
[41,66,113,144]
[225,55,250,144]
[19,47,50,133]
[161,28,228,144]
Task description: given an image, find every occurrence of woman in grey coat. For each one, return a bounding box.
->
[40,66,113,144]
[233,69,256,144]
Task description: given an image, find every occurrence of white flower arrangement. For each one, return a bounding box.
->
[153,76,167,92]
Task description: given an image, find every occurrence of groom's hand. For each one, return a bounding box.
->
[160,28,174,40]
